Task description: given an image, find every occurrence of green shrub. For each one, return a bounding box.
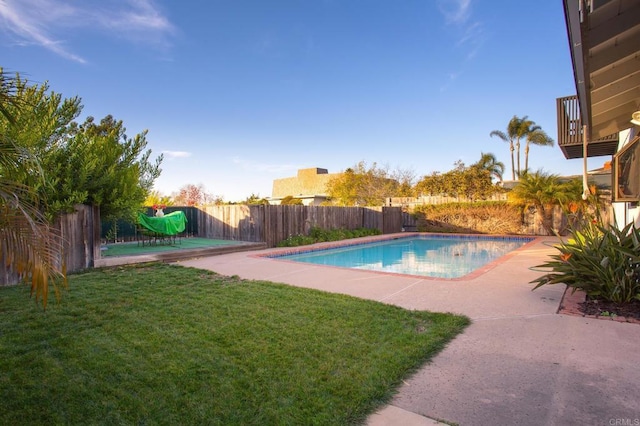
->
[280,196,304,205]
[277,234,316,247]
[532,221,640,304]
[277,227,381,247]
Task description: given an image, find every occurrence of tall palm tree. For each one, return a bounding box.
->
[514,116,536,176]
[474,152,505,183]
[490,115,535,180]
[490,116,520,180]
[0,70,66,308]
[524,128,554,173]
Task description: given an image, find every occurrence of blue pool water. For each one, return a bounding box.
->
[275,236,533,279]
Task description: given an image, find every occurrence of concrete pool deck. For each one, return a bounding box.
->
[178,234,640,426]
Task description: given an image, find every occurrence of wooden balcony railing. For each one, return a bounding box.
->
[557,95,618,159]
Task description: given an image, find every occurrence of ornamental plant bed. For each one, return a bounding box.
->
[559,288,640,324]
[533,209,640,322]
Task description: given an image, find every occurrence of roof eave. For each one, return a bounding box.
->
[564,0,592,140]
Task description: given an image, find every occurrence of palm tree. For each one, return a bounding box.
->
[473,152,505,183]
[508,170,577,235]
[490,116,520,180]
[0,70,66,308]
[515,116,538,176]
[490,115,534,180]
[524,128,554,173]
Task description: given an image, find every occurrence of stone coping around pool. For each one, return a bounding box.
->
[558,286,640,324]
[254,232,541,281]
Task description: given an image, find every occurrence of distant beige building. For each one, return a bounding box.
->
[270,168,342,206]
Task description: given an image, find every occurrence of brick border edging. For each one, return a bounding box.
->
[558,286,640,324]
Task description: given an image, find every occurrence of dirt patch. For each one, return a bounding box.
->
[558,287,640,324]
[580,298,640,321]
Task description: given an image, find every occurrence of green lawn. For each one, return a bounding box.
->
[0,264,469,425]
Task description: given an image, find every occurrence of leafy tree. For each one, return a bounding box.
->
[173,183,216,206]
[145,190,174,207]
[0,73,82,206]
[326,161,401,206]
[438,161,496,201]
[280,195,303,205]
[415,172,445,196]
[0,69,66,308]
[0,73,163,222]
[243,193,269,205]
[508,170,582,235]
[52,115,162,221]
[415,158,498,200]
[391,167,416,197]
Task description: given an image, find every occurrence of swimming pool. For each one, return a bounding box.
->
[272,235,534,279]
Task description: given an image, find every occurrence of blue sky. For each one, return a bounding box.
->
[1,0,594,202]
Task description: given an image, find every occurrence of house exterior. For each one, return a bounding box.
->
[557,0,640,226]
[269,168,341,206]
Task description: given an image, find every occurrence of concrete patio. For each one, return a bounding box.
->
[178,235,640,426]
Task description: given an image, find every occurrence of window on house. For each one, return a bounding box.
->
[613,135,640,202]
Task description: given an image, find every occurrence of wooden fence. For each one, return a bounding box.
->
[198,205,403,247]
[1,201,612,286]
[1,204,100,286]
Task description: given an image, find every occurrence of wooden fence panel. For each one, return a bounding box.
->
[1,204,100,286]
[57,204,100,272]
[382,207,403,234]
[401,212,418,230]
[198,205,264,242]
[362,207,382,232]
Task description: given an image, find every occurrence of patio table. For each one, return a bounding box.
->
[137,211,187,245]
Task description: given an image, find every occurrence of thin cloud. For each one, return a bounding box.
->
[457,21,484,60]
[440,71,463,92]
[438,0,472,25]
[437,0,485,64]
[0,0,86,63]
[0,0,175,63]
[162,150,192,159]
[92,0,175,45]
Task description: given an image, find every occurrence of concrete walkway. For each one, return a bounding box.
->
[178,236,640,426]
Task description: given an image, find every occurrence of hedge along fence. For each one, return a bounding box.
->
[410,201,612,236]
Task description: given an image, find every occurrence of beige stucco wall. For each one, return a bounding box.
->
[272,168,342,198]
